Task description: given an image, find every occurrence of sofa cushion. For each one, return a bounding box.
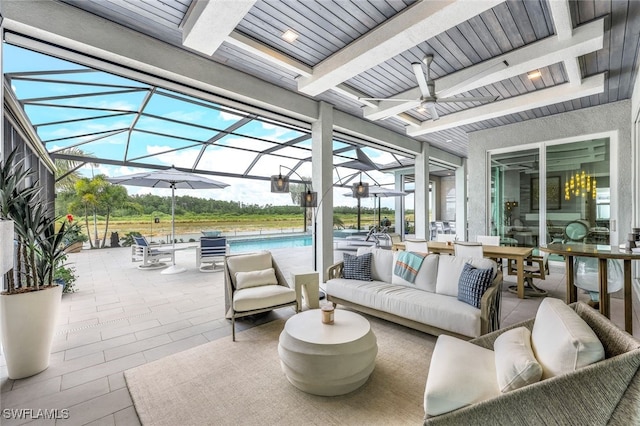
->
[235,268,278,290]
[343,252,372,281]
[356,247,394,283]
[457,263,494,309]
[494,327,542,392]
[326,278,482,337]
[424,335,500,416]
[391,253,438,292]
[226,251,273,288]
[531,298,605,379]
[436,255,497,297]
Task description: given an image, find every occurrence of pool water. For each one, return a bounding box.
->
[228,234,312,253]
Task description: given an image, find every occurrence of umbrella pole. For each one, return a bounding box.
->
[161,184,186,274]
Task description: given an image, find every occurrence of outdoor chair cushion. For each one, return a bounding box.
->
[424,335,499,416]
[531,298,605,379]
[235,268,278,290]
[226,251,273,288]
[494,326,542,392]
[232,285,297,312]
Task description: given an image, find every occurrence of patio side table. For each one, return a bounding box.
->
[292,271,320,309]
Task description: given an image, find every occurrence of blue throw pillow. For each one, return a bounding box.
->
[457,263,494,308]
[343,252,372,281]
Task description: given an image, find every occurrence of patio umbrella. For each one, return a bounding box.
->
[108,167,229,274]
[344,186,407,229]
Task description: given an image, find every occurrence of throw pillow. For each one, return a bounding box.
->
[343,252,372,281]
[531,298,604,379]
[235,268,278,290]
[494,327,543,392]
[457,263,494,308]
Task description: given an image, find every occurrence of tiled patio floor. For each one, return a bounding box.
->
[0,244,633,425]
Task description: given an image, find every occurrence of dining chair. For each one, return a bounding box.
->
[404,239,429,253]
[454,241,483,257]
[435,234,456,243]
[476,235,500,246]
[506,252,549,297]
[477,235,502,268]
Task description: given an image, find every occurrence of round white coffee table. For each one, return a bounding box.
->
[278,309,377,396]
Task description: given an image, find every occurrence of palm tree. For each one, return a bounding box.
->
[54,147,96,193]
[72,175,109,248]
[97,183,129,247]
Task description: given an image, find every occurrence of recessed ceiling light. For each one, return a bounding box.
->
[282,29,299,43]
[445,139,452,143]
[528,70,542,80]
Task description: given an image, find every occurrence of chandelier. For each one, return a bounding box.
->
[564,170,596,201]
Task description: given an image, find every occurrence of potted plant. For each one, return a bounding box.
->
[54,254,77,294]
[0,149,72,379]
[63,214,88,253]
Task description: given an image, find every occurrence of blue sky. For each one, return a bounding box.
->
[4,44,411,210]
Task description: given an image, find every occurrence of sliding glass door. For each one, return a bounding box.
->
[546,139,611,245]
[490,148,539,246]
[489,138,611,248]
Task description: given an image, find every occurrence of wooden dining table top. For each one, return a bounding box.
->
[424,241,534,258]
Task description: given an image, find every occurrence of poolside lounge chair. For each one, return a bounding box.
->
[196,237,229,272]
[131,235,174,269]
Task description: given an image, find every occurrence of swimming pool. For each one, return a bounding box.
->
[228,234,312,253]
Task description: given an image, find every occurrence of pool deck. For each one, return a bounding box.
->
[0,244,635,425]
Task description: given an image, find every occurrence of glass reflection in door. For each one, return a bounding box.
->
[490,148,539,247]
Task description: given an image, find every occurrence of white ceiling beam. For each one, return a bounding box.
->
[182,0,256,56]
[297,0,503,96]
[547,0,583,85]
[224,31,380,108]
[364,18,603,120]
[406,73,605,136]
[548,0,574,41]
[225,31,312,77]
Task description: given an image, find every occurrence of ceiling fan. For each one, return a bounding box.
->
[360,54,499,121]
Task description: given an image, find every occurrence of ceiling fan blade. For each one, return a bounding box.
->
[436,95,499,103]
[427,103,439,121]
[359,97,419,102]
[411,62,430,98]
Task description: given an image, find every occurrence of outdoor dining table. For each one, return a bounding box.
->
[539,243,640,334]
[393,241,534,300]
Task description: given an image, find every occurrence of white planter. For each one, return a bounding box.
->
[0,219,14,275]
[0,285,62,379]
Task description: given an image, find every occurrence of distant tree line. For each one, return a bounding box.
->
[56,178,395,220]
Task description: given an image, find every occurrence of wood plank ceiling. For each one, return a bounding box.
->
[57,0,640,159]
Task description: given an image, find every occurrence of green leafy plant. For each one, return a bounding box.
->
[0,148,73,293]
[120,231,142,247]
[63,214,88,245]
[54,256,77,294]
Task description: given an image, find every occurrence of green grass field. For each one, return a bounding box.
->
[80,212,414,240]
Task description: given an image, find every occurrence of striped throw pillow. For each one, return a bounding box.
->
[457,263,493,308]
[343,252,372,281]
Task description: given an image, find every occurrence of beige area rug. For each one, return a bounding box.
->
[125,314,436,426]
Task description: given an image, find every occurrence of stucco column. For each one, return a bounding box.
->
[414,142,430,239]
[456,160,467,241]
[394,172,404,237]
[312,101,334,280]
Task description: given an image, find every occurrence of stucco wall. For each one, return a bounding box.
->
[467,99,632,244]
